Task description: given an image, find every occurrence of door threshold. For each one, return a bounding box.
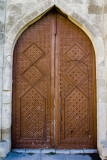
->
[12,149,98,154]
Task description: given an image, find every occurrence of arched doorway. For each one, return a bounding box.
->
[12,9,96,149]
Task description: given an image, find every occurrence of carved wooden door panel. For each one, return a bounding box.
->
[55,13,96,149]
[12,10,96,149]
[12,12,55,148]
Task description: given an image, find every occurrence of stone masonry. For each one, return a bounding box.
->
[0,0,107,159]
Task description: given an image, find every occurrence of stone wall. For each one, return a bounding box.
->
[99,1,107,159]
[0,0,107,159]
[0,0,6,141]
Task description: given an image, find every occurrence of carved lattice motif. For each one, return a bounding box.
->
[66,66,86,85]
[34,14,51,54]
[60,75,75,98]
[21,88,44,106]
[21,88,45,139]
[77,62,88,74]
[16,75,31,97]
[23,66,43,85]
[65,88,88,138]
[23,43,44,63]
[36,55,50,75]
[35,76,49,97]
[60,54,75,74]
[16,53,31,74]
[66,44,86,61]
[79,77,89,96]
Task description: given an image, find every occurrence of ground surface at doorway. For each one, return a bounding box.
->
[0,152,101,160]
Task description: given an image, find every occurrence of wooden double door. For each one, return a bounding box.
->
[12,10,96,149]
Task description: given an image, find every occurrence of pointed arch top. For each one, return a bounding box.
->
[9,5,98,59]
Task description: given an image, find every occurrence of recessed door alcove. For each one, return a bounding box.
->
[12,9,97,149]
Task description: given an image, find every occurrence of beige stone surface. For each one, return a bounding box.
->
[0,0,107,159]
[0,0,7,141]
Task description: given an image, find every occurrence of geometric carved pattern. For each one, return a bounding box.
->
[66,66,86,85]
[60,76,75,98]
[36,55,50,75]
[77,61,88,74]
[23,43,44,63]
[21,88,45,139]
[65,88,88,138]
[66,44,86,61]
[23,66,43,85]
[35,76,49,97]
[21,88,44,106]
[16,75,31,97]
[60,55,74,74]
[79,77,88,96]
[16,54,30,74]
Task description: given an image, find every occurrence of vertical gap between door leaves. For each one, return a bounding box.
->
[54,11,57,148]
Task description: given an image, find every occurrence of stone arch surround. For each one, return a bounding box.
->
[0,1,106,159]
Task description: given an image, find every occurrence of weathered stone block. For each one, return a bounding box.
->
[0,0,107,159]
